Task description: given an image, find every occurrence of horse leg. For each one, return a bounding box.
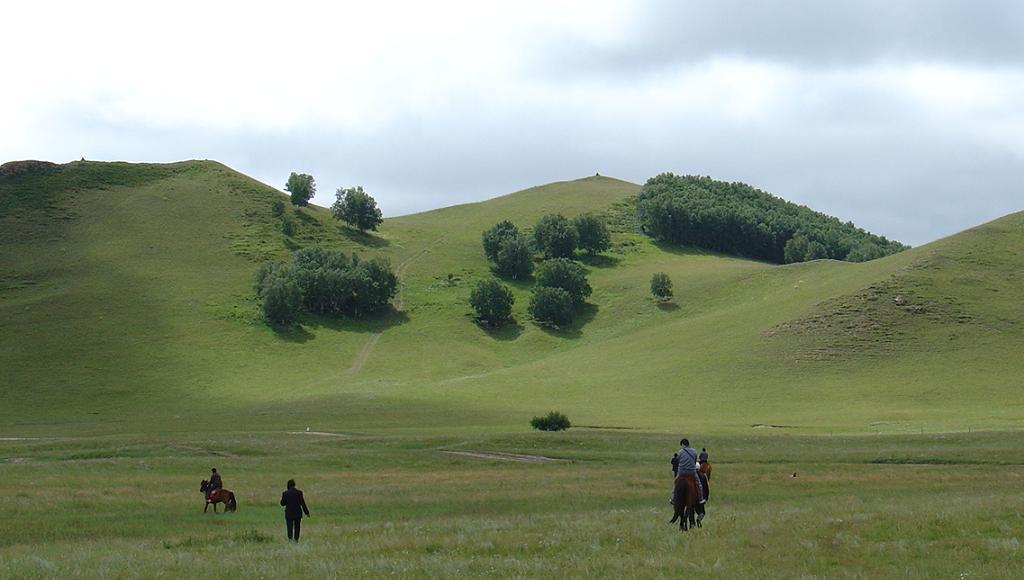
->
[204,501,209,513]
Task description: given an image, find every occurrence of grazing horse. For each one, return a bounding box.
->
[200,480,237,513]
[699,461,713,481]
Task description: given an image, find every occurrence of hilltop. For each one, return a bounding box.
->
[1,160,1022,436]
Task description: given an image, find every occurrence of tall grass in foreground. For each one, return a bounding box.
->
[1,430,1023,577]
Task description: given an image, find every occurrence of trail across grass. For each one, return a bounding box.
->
[1,430,1023,578]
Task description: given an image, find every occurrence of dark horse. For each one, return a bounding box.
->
[200,480,237,513]
[669,472,709,531]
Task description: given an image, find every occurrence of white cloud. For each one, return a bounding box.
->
[3,1,1023,245]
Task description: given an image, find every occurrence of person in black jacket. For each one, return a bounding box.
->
[280,479,310,542]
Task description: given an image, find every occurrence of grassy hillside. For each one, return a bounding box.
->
[2,160,1022,436]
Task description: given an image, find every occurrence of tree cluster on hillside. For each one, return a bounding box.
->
[282,172,385,235]
[482,221,534,279]
[635,174,907,264]
[529,258,591,327]
[479,213,606,329]
[255,247,398,324]
[481,212,611,275]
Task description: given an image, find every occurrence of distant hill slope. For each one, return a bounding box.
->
[1,160,1021,436]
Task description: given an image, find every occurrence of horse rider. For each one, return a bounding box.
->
[208,467,223,501]
[671,452,680,476]
[698,447,709,464]
[676,438,705,504]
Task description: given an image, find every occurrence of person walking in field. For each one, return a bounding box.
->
[280,479,310,542]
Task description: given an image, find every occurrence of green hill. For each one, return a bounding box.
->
[2,160,1022,436]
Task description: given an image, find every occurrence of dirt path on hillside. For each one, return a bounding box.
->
[441,450,562,463]
[344,237,445,376]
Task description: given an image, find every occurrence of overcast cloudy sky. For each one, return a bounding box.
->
[4,1,1022,245]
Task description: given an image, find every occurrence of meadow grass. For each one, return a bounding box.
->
[1,430,1023,578]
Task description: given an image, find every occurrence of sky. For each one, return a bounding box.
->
[3,0,1023,246]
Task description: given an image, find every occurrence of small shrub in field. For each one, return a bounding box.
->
[271,198,286,216]
[529,286,574,327]
[650,272,673,301]
[469,279,515,326]
[280,216,296,237]
[531,411,571,431]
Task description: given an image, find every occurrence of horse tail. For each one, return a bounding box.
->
[228,493,238,512]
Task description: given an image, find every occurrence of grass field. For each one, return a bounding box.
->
[2,160,1022,436]
[2,160,1023,576]
[2,430,1023,578]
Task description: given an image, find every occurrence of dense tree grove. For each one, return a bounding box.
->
[528,286,575,327]
[636,174,907,264]
[332,186,383,232]
[532,213,578,259]
[284,172,316,206]
[535,258,591,305]
[650,272,673,301]
[254,247,398,323]
[469,278,515,326]
[572,213,611,256]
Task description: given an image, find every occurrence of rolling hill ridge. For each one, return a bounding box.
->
[2,160,1022,435]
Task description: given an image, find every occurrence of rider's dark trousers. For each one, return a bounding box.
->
[286,517,302,541]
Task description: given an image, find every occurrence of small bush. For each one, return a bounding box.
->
[280,216,296,237]
[531,411,571,431]
[271,198,286,216]
[650,272,673,301]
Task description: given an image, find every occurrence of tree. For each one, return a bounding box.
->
[482,221,519,262]
[805,240,830,261]
[573,213,611,255]
[532,213,578,259]
[650,272,673,301]
[261,276,302,325]
[535,258,591,305]
[528,286,574,327]
[494,234,534,280]
[284,173,316,206]
[784,235,810,264]
[847,242,886,262]
[635,173,908,264]
[332,186,383,232]
[530,411,571,431]
[469,279,515,326]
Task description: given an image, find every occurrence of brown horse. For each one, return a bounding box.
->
[200,480,237,513]
[699,461,712,481]
[669,474,701,531]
